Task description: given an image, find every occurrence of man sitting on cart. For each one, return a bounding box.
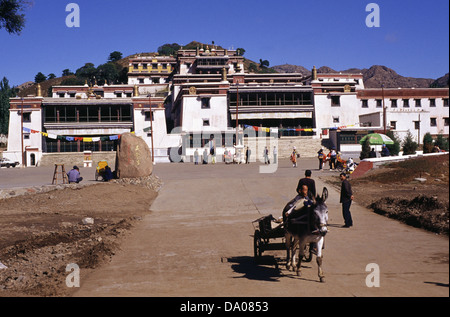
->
[282,184,315,223]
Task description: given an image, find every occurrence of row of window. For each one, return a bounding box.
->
[132,63,171,70]
[360,98,449,108]
[332,116,449,127]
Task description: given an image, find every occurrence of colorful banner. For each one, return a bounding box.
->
[243,124,314,132]
[22,127,133,142]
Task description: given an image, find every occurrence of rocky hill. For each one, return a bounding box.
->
[272,64,447,88]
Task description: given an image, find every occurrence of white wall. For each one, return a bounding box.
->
[181,95,228,132]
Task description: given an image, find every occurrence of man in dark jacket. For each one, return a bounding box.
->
[296,170,316,198]
[339,172,353,227]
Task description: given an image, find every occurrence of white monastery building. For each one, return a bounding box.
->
[4,45,449,166]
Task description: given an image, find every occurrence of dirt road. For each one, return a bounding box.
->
[73,160,449,297]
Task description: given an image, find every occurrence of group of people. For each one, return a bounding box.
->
[284,169,354,228]
[67,164,114,184]
[317,148,339,170]
[369,144,391,158]
[193,146,279,165]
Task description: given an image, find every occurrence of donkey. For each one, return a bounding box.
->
[284,187,329,282]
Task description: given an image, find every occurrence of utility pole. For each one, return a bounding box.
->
[382,84,386,134]
[235,82,239,146]
[148,95,155,164]
[20,98,25,168]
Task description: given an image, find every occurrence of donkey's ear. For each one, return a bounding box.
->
[322,187,328,202]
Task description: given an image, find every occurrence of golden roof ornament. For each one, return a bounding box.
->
[36,83,42,97]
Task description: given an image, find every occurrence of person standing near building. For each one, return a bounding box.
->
[246,146,251,164]
[340,172,354,227]
[263,146,270,164]
[202,148,208,164]
[330,148,337,170]
[317,149,325,170]
[273,146,278,164]
[194,149,199,165]
[291,147,298,167]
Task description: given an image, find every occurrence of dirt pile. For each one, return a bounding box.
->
[321,154,449,235]
[0,178,159,297]
[370,195,449,235]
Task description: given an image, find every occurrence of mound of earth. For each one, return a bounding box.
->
[0,178,160,297]
[320,154,449,235]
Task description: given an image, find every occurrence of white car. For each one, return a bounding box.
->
[0,158,19,168]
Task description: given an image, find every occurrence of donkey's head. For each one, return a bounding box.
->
[314,187,329,236]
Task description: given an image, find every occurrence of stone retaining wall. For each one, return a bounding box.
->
[38,152,117,168]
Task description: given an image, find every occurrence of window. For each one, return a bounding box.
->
[201,98,211,109]
[444,117,449,126]
[376,99,382,108]
[415,99,421,107]
[331,96,340,107]
[333,116,340,123]
[391,99,397,108]
[202,119,210,126]
[403,99,410,107]
[414,121,420,130]
[133,64,139,70]
[390,121,397,129]
[361,100,368,108]
[69,93,76,98]
[444,98,449,107]
[138,78,144,84]
[430,118,437,127]
[58,93,65,98]
[144,111,154,121]
[152,64,158,69]
[115,92,122,98]
[142,64,148,70]
[23,112,31,122]
[429,98,436,107]
[24,133,30,140]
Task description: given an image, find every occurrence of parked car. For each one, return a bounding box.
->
[0,158,19,168]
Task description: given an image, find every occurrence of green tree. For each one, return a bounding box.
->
[47,73,56,80]
[108,51,123,62]
[402,131,418,155]
[422,132,434,153]
[386,130,401,156]
[0,0,27,35]
[34,72,46,83]
[62,69,74,77]
[259,59,270,68]
[0,76,17,134]
[96,62,120,85]
[435,134,449,151]
[60,77,84,86]
[236,48,245,56]
[75,63,97,82]
[359,137,372,160]
[248,63,258,73]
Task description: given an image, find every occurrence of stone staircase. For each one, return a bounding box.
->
[243,136,323,159]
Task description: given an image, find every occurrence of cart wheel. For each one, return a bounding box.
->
[253,230,263,259]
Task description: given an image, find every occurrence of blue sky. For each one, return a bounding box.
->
[0,0,449,86]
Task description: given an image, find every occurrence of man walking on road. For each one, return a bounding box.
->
[340,172,353,228]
